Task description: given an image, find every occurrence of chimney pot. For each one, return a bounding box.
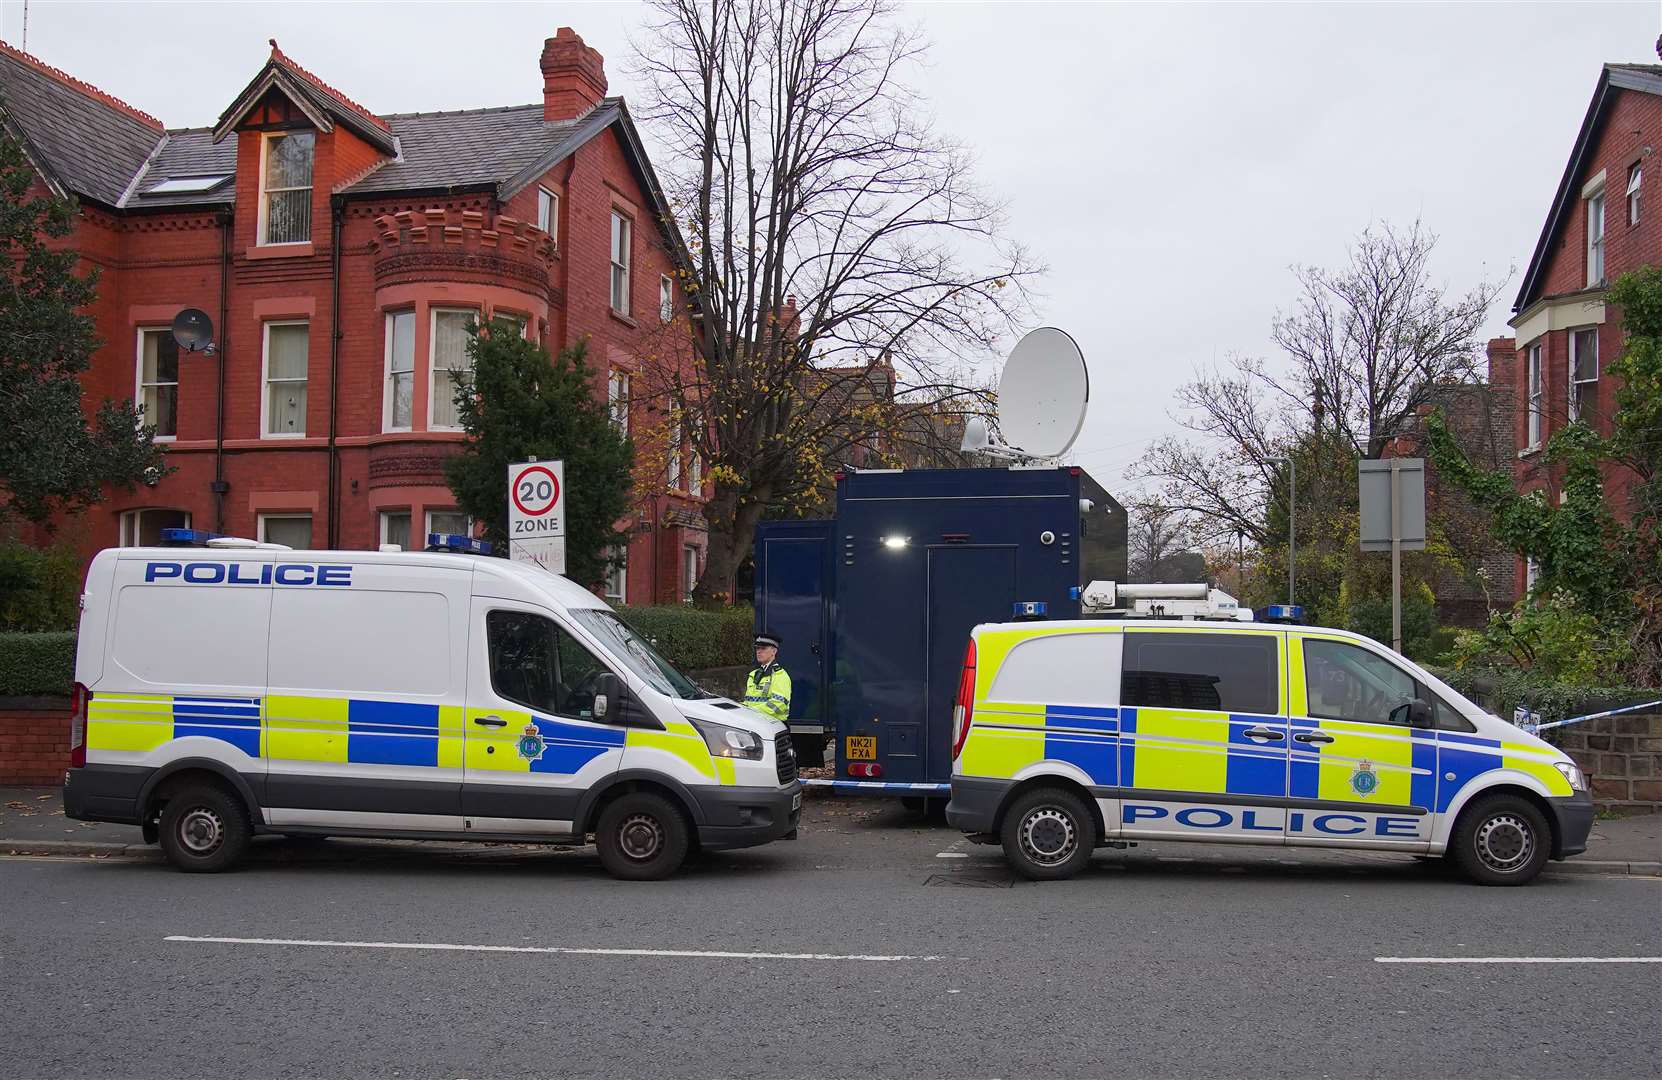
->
[540,27,608,122]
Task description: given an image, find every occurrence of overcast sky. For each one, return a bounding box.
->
[4,0,1657,495]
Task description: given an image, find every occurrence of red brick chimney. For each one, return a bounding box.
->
[1486,336,1518,388]
[540,28,607,121]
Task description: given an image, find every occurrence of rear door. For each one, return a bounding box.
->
[757,534,828,732]
[1117,629,1289,843]
[461,599,626,836]
[1286,633,1436,848]
[924,545,1017,782]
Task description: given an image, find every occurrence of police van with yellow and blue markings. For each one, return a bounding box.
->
[945,606,1593,885]
[63,532,800,879]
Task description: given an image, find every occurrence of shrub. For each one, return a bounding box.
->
[1426,664,1657,724]
[0,541,81,631]
[614,606,756,671]
[0,631,76,697]
[1447,591,1632,687]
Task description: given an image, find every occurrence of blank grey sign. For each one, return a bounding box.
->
[1359,458,1426,551]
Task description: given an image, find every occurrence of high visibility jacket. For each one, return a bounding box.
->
[744,663,792,724]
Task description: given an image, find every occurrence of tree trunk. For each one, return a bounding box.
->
[693,483,770,608]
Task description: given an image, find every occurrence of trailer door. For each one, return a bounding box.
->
[759,535,827,734]
[925,545,1017,781]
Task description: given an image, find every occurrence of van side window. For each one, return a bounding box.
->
[1122,633,1277,715]
[1303,639,1416,726]
[486,610,609,720]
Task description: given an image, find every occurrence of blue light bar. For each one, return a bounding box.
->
[1264,604,1304,624]
[159,528,220,547]
[1012,600,1048,618]
[426,533,492,556]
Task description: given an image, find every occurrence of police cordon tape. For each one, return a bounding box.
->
[1515,698,1662,735]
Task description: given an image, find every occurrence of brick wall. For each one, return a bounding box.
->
[0,699,70,786]
[1549,711,1662,813]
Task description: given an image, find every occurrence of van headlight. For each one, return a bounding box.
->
[1553,760,1586,792]
[689,717,764,760]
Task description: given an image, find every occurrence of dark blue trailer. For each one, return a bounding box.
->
[754,466,1126,798]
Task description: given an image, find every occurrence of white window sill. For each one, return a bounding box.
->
[261,432,307,441]
[1518,444,1541,459]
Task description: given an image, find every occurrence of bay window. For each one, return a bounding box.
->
[429,308,475,430]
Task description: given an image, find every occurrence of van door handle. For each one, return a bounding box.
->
[473,715,507,728]
[1294,731,1335,745]
[1243,726,1284,742]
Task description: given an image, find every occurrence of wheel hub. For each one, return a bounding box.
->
[178,807,224,854]
[1020,807,1077,866]
[1475,813,1533,872]
[618,813,665,861]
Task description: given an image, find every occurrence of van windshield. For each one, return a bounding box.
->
[570,609,706,700]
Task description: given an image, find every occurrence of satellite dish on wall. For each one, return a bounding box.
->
[997,326,1088,460]
[171,308,217,354]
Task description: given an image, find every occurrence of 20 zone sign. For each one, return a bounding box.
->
[508,460,565,541]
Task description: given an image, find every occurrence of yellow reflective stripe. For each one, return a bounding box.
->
[1312,722,1416,804]
[628,718,718,781]
[959,725,1043,779]
[976,702,1046,727]
[1287,634,1308,716]
[1503,752,1574,796]
[1128,708,1228,792]
[87,693,172,752]
[264,695,349,763]
[713,757,737,785]
[437,704,465,770]
[464,707,532,772]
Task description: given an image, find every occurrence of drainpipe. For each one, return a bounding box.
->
[213,209,231,532]
[327,198,344,548]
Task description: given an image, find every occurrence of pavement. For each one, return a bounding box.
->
[1,786,1660,1078]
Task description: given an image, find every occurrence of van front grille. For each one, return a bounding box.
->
[775,733,797,784]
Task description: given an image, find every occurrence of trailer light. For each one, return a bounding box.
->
[881,536,910,550]
[848,762,884,779]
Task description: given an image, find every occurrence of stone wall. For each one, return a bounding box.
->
[0,698,70,785]
[1548,711,1662,814]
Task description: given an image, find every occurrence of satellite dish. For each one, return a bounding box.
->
[997,326,1088,459]
[171,308,216,354]
[959,415,990,453]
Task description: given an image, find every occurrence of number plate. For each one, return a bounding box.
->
[791,792,802,812]
[846,735,877,760]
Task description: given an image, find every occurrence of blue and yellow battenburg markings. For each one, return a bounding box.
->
[87,691,739,785]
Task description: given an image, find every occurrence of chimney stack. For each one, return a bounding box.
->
[540,27,607,121]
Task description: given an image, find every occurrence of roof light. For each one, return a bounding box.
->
[426,533,492,555]
[1012,600,1048,620]
[1264,604,1304,624]
[159,528,222,547]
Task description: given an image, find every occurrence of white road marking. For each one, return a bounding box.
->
[1375,956,1662,965]
[935,852,969,859]
[164,935,951,962]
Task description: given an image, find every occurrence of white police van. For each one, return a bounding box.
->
[63,532,801,879]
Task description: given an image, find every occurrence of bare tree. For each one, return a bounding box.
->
[1126,498,1192,580]
[632,0,1037,603]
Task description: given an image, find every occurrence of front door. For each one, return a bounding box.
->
[1117,630,1289,842]
[1286,634,1437,848]
[461,600,626,836]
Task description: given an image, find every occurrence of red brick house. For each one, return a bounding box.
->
[1499,62,1660,596]
[0,28,708,605]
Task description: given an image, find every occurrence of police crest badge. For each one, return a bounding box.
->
[1350,760,1379,796]
[516,722,547,762]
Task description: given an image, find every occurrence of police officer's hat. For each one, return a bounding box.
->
[754,630,782,650]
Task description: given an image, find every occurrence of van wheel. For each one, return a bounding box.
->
[1450,794,1551,886]
[1001,787,1094,881]
[595,792,690,881]
[158,784,251,873]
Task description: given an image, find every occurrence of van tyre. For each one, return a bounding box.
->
[1450,793,1551,886]
[1001,787,1094,881]
[158,783,251,873]
[595,792,690,881]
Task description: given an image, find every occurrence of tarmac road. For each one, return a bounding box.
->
[2,797,1658,1079]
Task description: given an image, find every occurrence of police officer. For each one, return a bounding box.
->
[744,630,792,725]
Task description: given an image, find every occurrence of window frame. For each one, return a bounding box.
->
[607,371,630,435]
[667,421,682,490]
[1586,189,1606,287]
[257,512,313,549]
[428,306,478,431]
[134,327,179,442]
[537,187,559,244]
[1569,327,1598,421]
[379,509,412,551]
[485,607,616,722]
[260,319,310,439]
[256,130,315,247]
[425,508,472,541]
[610,210,632,315]
[659,274,674,323]
[1525,342,1543,449]
[682,546,699,603]
[604,546,627,604]
[1628,162,1642,226]
[119,507,189,547]
[383,309,417,433]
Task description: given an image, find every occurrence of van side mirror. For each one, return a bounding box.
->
[1392,699,1433,729]
[593,671,622,720]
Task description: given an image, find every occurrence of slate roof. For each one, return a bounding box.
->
[0,40,162,206]
[0,41,649,217]
[1514,63,1662,313]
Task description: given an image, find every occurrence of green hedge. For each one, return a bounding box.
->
[0,631,76,697]
[1426,665,1658,724]
[614,606,756,671]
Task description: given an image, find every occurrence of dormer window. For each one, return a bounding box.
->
[260,131,314,245]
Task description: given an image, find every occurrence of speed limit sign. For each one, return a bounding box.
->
[508,459,565,573]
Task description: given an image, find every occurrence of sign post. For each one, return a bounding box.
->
[508,459,566,574]
[1359,457,1426,654]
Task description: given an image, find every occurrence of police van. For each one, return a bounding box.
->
[945,606,1593,885]
[63,533,801,879]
